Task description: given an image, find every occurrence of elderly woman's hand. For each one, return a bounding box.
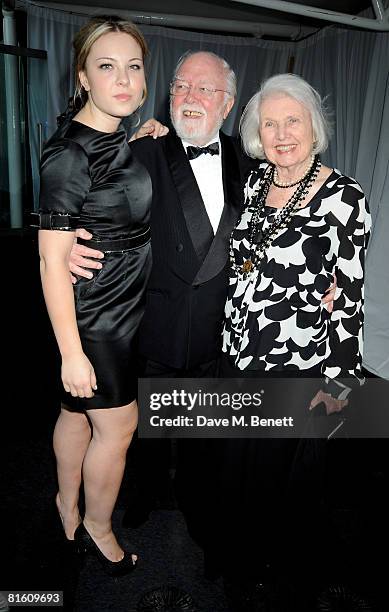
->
[309,389,348,415]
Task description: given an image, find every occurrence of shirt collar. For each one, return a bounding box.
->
[182,134,221,154]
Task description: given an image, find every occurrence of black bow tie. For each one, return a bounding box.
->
[186,142,219,160]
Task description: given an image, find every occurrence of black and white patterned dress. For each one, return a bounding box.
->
[222,163,371,396]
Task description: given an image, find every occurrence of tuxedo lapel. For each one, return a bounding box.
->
[165,132,214,263]
[193,132,243,286]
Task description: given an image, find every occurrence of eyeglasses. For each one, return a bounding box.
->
[170,80,231,99]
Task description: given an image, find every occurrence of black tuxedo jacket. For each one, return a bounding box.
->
[130,130,255,369]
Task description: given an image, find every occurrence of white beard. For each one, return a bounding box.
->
[171,102,224,145]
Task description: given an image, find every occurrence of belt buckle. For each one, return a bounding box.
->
[30,211,53,229]
[30,212,40,228]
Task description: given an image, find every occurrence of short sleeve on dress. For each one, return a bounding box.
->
[36,138,91,231]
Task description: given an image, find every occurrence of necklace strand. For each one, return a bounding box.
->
[229,155,321,278]
[272,152,315,188]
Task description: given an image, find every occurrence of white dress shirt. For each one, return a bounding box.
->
[182,135,224,234]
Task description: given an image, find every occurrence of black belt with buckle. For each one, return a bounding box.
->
[30,211,80,230]
[78,228,150,252]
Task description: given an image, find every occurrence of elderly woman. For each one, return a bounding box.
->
[222,73,370,397]
[216,74,371,592]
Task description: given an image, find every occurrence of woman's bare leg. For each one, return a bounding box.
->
[53,406,91,539]
[82,401,138,562]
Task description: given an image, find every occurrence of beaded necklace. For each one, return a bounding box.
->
[230,155,321,279]
[272,152,315,188]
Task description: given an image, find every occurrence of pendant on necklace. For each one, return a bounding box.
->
[252,229,263,244]
[242,259,253,274]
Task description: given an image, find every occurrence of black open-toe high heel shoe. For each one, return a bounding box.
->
[74,523,137,577]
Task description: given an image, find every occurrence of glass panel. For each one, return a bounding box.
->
[28,53,49,215]
[0,48,47,229]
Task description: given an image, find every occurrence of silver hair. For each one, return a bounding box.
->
[239,73,332,159]
[172,50,237,99]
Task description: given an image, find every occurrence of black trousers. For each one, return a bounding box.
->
[207,356,328,581]
[128,357,219,517]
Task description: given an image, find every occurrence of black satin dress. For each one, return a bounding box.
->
[39,120,152,410]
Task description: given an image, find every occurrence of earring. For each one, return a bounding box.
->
[129,109,141,128]
[72,91,84,111]
[129,88,147,127]
[138,86,147,109]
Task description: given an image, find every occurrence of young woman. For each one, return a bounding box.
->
[37,16,151,576]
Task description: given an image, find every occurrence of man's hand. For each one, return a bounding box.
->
[69,229,104,284]
[309,389,348,415]
[322,275,337,313]
[129,118,169,141]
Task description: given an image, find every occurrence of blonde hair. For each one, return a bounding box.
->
[73,15,148,106]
